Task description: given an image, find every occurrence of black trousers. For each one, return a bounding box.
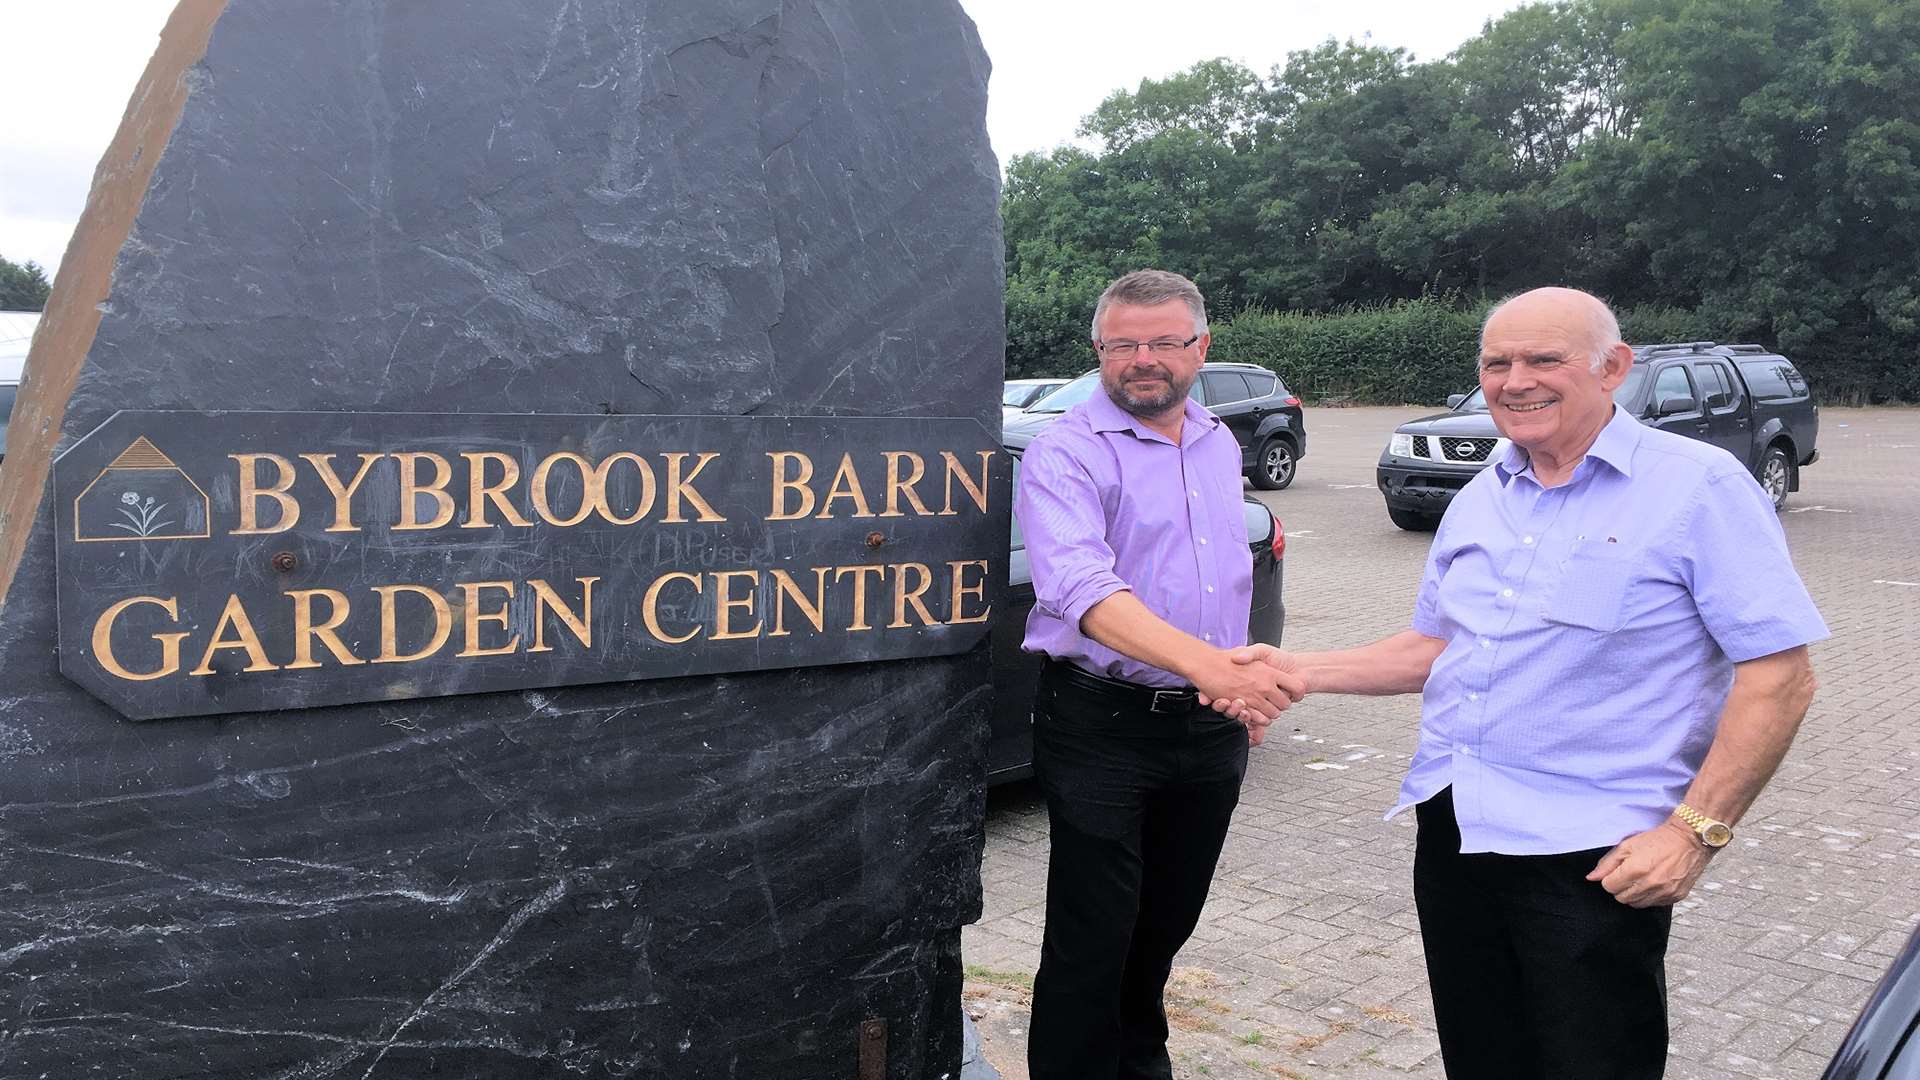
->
[1414,788,1672,1080]
[1026,663,1249,1080]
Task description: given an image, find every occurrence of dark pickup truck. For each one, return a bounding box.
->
[1377,341,1821,530]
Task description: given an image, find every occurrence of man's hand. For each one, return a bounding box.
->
[1197,645,1305,727]
[1193,645,1304,741]
[1586,819,1714,908]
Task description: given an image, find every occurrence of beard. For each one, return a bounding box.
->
[1102,362,1195,417]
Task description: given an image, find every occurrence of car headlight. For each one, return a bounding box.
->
[1388,433,1415,457]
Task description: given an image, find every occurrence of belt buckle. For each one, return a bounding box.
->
[1150,689,1189,714]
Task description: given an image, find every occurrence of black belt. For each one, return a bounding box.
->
[1044,660,1201,715]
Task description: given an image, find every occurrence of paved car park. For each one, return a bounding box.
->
[964,405,1920,1079]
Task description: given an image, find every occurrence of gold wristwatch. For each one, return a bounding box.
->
[1673,803,1733,848]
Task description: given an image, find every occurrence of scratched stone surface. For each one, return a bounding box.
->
[0,1,1001,1077]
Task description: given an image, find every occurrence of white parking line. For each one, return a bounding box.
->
[1785,506,1852,514]
[1325,483,1373,490]
[1872,580,1920,588]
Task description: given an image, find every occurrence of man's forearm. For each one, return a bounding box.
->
[1679,646,1817,824]
[1078,590,1217,684]
[1295,630,1446,696]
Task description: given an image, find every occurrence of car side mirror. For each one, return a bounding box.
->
[1656,395,1695,417]
[1446,394,1466,410]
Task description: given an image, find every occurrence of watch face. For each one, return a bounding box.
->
[1703,823,1733,847]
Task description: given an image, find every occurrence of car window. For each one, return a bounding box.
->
[1736,359,1809,402]
[1202,371,1251,404]
[1244,371,1278,398]
[1700,362,1742,411]
[1030,372,1099,413]
[1693,363,1729,409]
[1652,364,1697,410]
[0,383,16,457]
[1003,384,1031,406]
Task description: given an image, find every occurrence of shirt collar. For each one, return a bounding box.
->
[1086,386,1219,446]
[1492,404,1640,486]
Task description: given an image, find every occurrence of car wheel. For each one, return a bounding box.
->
[1387,504,1440,532]
[1758,445,1793,511]
[1251,436,1296,491]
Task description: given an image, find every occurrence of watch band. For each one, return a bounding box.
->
[1673,802,1734,848]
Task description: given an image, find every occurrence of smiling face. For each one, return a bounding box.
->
[1477,290,1632,470]
[1094,300,1209,420]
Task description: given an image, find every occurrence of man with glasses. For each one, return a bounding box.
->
[1015,269,1302,1079]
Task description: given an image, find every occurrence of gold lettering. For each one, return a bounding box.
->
[766,452,817,521]
[642,572,704,644]
[372,585,453,664]
[947,560,991,624]
[527,577,597,653]
[768,567,829,637]
[462,452,534,529]
[91,596,188,682]
[286,588,364,669]
[230,453,300,534]
[709,570,763,641]
[889,562,938,628]
[816,454,875,519]
[940,450,993,515]
[530,452,598,528]
[881,452,933,518]
[393,452,456,531]
[299,452,384,533]
[456,581,520,658]
[832,564,887,631]
[594,453,657,526]
[663,452,727,523]
[190,595,279,675]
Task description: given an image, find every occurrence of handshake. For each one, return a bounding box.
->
[1194,643,1306,746]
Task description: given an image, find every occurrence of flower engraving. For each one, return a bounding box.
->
[111,493,176,538]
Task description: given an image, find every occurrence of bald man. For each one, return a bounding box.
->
[1225,289,1827,1078]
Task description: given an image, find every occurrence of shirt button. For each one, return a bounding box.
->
[1479,638,1492,648]
[1205,586,1215,594]
[1203,632,1212,642]
[1190,490,1199,498]
[1199,537,1209,545]
[1501,588,1514,598]
[1523,536,1535,545]
[1467,692,1479,701]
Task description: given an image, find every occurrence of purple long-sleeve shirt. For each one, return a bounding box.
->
[1016,391,1252,688]
[1392,406,1829,853]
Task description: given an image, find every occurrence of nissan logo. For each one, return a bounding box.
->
[1454,442,1476,455]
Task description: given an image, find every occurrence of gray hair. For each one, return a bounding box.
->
[1090,270,1209,341]
[1481,288,1622,373]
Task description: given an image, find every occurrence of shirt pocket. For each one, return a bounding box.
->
[1542,540,1636,632]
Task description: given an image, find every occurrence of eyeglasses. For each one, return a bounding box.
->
[1096,335,1199,360]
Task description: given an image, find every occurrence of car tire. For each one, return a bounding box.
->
[1250,436,1296,491]
[1758,444,1794,511]
[1387,504,1440,532]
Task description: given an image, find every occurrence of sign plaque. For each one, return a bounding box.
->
[54,411,1006,720]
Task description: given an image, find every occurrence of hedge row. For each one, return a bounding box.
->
[1016,296,1916,406]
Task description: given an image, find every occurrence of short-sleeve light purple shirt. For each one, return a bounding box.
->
[1392,406,1829,854]
[1016,391,1252,688]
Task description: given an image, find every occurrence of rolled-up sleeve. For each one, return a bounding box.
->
[1678,468,1829,661]
[1017,435,1130,630]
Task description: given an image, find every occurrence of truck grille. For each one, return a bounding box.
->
[1410,437,1431,459]
[1437,437,1498,463]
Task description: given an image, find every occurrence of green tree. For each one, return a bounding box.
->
[0,255,51,311]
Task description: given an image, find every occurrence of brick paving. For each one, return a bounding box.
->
[965,405,1920,1078]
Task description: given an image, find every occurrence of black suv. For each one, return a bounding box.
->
[1377,342,1820,529]
[1002,362,1307,490]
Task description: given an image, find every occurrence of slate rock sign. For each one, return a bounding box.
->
[0,1,1003,1077]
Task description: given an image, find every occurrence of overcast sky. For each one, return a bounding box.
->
[1,0,1525,279]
